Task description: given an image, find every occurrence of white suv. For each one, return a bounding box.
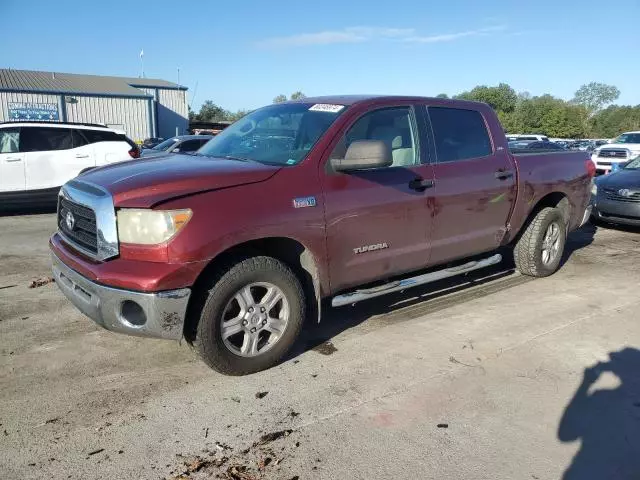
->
[0,122,139,206]
[592,131,640,174]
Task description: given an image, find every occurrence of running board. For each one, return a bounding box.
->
[331,254,503,307]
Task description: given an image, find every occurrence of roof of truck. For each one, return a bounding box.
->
[287,95,485,107]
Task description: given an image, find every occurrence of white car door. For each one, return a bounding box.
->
[23,126,91,190]
[0,127,25,192]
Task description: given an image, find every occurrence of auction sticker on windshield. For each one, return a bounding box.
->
[309,104,345,113]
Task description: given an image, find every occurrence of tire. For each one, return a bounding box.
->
[194,256,305,375]
[513,207,567,277]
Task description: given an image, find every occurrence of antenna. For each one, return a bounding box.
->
[189,80,199,110]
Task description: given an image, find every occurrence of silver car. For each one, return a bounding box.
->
[140,135,213,158]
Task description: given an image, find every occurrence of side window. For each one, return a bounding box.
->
[20,127,73,152]
[334,107,418,167]
[429,107,492,163]
[0,128,20,154]
[199,139,210,148]
[178,139,201,152]
[72,130,89,148]
[82,129,120,144]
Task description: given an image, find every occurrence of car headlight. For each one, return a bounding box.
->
[117,209,192,245]
[591,182,598,196]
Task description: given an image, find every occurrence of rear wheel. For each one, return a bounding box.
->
[514,207,567,277]
[194,256,305,375]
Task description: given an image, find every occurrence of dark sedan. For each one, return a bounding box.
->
[591,156,640,226]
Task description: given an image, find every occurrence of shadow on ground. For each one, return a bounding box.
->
[294,225,597,357]
[0,204,57,217]
[558,347,640,479]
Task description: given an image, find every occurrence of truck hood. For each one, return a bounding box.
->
[78,154,281,207]
[599,143,640,154]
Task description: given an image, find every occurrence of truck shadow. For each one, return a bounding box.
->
[0,204,57,217]
[558,347,640,479]
[293,225,596,358]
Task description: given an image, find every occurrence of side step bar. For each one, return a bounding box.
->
[331,253,503,307]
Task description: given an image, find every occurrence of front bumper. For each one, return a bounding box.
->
[592,195,640,227]
[51,251,190,340]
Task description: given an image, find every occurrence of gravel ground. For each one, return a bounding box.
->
[1,212,639,479]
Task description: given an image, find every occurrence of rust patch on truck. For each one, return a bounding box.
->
[160,312,181,331]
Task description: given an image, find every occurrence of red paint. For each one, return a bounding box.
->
[50,96,591,296]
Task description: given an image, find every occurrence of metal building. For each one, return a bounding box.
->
[0,69,188,142]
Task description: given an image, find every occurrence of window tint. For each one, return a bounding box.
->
[0,128,20,154]
[429,107,492,162]
[178,139,202,152]
[199,139,210,148]
[20,127,73,152]
[334,107,417,167]
[81,129,121,144]
[72,129,89,148]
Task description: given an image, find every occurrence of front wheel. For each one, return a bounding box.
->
[513,207,567,277]
[194,256,305,375]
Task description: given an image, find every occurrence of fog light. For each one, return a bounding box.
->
[121,300,146,326]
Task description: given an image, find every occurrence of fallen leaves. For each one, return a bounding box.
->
[29,277,54,288]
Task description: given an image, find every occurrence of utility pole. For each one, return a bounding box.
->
[139,49,145,78]
[177,67,180,87]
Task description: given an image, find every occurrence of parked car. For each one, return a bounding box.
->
[591,154,640,226]
[49,96,593,375]
[141,137,164,149]
[140,135,212,158]
[592,131,640,174]
[0,121,138,207]
[509,140,564,151]
[516,134,550,142]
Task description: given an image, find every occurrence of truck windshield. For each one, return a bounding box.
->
[198,103,345,165]
[613,133,640,144]
[152,138,179,151]
[624,157,640,169]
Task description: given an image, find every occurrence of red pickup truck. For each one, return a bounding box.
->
[50,96,594,375]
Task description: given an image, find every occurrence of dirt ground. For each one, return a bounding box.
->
[1,212,639,479]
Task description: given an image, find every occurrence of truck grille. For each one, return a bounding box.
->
[598,149,628,159]
[58,197,98,255]
[603,188,640,203]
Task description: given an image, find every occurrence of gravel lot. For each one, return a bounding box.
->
[1,211,639,479]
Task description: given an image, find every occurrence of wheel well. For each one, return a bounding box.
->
[512,192,570,244]
[183,237,321,343]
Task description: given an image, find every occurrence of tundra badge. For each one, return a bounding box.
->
[353,243,389,254]
[293,196,317,208]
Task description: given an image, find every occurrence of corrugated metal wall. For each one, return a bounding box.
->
[0,91,62,121]
[65,96,151,141]
[157,88,188,138]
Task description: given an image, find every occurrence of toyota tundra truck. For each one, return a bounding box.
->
[50,96,594,375]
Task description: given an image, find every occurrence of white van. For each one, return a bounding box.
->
[0,122,139,206]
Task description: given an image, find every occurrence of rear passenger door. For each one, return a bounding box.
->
[423,105,516,264]
[22,126,78,190]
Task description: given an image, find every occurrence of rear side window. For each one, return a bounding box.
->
[81,129,121,144]
[20,127,73,152]
[429,107,492,162]
[72,129,89,148]
[0,128,20,153]
[178,139,203,152]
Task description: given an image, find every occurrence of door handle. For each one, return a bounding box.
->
[75,154,90,159]
[408,177,435,191]
[495,170,514,180]
[5,157,22,162]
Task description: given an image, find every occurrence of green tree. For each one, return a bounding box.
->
[196,101,229,122]
[290,91,306,100]
[273,94,287,103]
[455,83,518,114]
[589,105,640,137]
[572,82,620,114]
[436,93,449,99]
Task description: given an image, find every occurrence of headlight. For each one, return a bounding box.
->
[117,209,192,245]
[591,182,598,196]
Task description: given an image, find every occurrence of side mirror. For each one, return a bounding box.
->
[331,140,393,172]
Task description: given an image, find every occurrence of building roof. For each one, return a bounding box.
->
[0,69,186,97]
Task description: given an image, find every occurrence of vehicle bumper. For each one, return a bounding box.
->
[592,197,640,227]
[51,251,190,340]
[579,204,593,227]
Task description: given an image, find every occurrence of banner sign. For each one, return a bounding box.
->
[8,102,59,121]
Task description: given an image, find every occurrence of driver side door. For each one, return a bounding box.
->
[321,105,435,293]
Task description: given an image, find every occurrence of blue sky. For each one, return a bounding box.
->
[2,0,639,111]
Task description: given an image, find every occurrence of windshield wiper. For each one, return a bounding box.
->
[218,155,253,163]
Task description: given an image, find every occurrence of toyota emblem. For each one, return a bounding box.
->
[65,211,76,231]
[618,189,632,197]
